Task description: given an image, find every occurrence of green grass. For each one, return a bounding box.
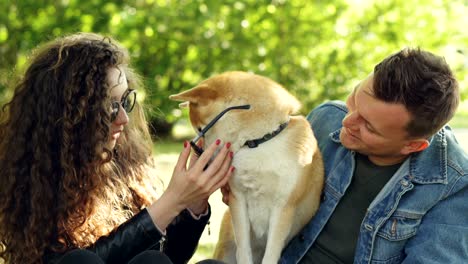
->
[153,139,184,155]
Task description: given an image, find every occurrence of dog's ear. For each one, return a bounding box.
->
[169,85,219,105]
[178,101,189,108]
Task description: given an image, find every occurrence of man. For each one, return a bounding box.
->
[279,48,468,263]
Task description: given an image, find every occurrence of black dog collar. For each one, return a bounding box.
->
[244,119,290,148]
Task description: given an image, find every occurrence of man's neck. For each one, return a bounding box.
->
[368,154,408,166]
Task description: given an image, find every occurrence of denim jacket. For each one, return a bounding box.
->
[280,101,468,264]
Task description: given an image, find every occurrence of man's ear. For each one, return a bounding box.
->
[401,139,430,155]
[169,85,218,104]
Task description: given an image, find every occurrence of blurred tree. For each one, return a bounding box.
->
[1,0,467,137]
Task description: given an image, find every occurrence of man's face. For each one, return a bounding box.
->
[339,74,417,165]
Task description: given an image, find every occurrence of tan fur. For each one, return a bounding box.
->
[170,71,324,264]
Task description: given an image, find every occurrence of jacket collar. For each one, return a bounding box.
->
[329,128,448,185]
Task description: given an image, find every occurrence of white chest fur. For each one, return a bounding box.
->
[230,140,301,239]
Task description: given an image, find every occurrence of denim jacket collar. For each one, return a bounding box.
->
[328,128,448,185]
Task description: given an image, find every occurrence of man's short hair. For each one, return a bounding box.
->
[373,47,459,138]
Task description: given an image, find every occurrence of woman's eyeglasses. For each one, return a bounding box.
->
[110,89,136,121]
[190,104,251,156]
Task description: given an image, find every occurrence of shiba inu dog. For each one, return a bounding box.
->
[169,71,324,264]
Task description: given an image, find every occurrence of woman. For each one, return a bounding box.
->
[0,33,233,264]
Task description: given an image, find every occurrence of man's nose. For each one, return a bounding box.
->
[343,111,361,131]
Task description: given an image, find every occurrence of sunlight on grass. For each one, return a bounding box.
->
[153,139,184,155]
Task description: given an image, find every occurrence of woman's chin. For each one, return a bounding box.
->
[107,139,117,150]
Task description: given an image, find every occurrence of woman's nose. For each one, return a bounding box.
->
[113,105,129,125]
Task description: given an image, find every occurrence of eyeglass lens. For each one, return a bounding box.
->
[111,90,136,121]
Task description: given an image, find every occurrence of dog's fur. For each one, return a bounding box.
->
[170,71,324,264]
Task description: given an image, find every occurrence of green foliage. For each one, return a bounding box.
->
[1,0,467,136]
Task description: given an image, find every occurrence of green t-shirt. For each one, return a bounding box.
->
[300,153,402,264]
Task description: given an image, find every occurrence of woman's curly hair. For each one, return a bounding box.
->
[0,33,159,263]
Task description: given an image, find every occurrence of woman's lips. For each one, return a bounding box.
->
[111,130,122,139]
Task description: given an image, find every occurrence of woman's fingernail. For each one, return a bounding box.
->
[226,142,231,149]
[216,139,221,145]
[230,166,235,172]
[184,141,188,148]
[229,151,233,158]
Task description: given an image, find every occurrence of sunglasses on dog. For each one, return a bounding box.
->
[110,89,136,122]
[190,104,251,156]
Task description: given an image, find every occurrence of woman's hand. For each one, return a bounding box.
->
[147,139,234,231]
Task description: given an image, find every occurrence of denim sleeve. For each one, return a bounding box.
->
[402,178,468,263]
[306,101,347,146]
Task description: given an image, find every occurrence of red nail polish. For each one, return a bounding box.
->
[230,166,235,172]
[184,141,188,148]
[226,142,231,148]
[216,139,221,145]
[229,151,233,158]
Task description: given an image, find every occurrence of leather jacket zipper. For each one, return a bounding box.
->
[159,235,166,251]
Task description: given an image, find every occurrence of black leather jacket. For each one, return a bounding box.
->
[45,207,210,264]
